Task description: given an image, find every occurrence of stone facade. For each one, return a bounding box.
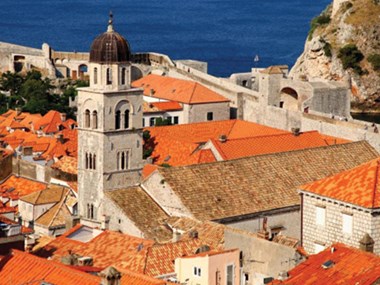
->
[301,192,380,255]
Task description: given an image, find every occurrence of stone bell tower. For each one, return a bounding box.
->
[77,13,144,227]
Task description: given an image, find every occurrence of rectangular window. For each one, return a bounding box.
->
[149,117,155,126]
[167,116,172,124]
[342,213,353,234]
[315,206,326,227]
[226,264,234,285]
[142,118,145,127]
[207,112,213,121]
[193,266,201,277]
[173,116,179,125]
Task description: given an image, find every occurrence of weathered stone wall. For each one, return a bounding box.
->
[225,207,301,239]
[186,102,230,123]
[12,159,52,183]
[0,154,12,181]
[224,229,302,285]
[302,193,378,254]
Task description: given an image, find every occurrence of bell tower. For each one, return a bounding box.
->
[77,13,144,227]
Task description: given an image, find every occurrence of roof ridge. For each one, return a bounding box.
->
[48,190,70,227]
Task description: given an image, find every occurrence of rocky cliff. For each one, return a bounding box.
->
[290,0,380,111]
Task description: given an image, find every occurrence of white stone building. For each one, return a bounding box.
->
[300,157,380,254]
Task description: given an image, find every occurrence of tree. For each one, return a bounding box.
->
[0,71,24,96]
[338,44,364,74]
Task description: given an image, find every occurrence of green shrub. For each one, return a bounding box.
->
[308,14,331,40]
[368,54,380,70]
[320,38,332,57]
[338,44,364,74]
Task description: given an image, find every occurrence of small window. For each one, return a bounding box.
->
[315,206,326,227]
[118,219,122,224]
[115,110,121,130]
[121,67,126,85]
[106,68,112,85]
[142,118,145,127]
[207,112,213,121]
[342,213,353,235]
[92,111,98,129]
[84,110,90,128]
[94,67,98,84]
[167,116,172,124]
[193,266,201,277]
[226,264,234,285]
[149,117,155,127]
[124,110,130,129]
[173,116,179,125]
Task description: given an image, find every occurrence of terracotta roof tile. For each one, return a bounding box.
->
[120,269,170,285]
[211,131,350,160]
[0,175,47,200]
[300,158,380,208]
[20,184,68,205]
[105,187,172,242]
[144,239,204,277]
[51,156,78,175]
[272,243,380,285]
[0,250,100,285]
[145,119,286,166]
[132,74,229,104]
[155,141,379,221]
[142,164,159,179]
[35,226,154,274]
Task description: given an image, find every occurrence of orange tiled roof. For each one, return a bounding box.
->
[33,110,74,134]
[105,187,172,242]
[145,119,286,166]
[300,158,380,208]
[272,243,380,285]
[0,250,101,285]
[144,239,204,277]
[120,269,170,285]
[0,175,47,200]
[20,184,68,205]
[142,164,159,179]
[51,156,78,175]
[132,74,229,104]
[156,141,379,221]
[151,101,183,111]
[35,226,154,274]
[210,131,350,160]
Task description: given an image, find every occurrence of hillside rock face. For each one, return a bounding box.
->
[290,0,380,110]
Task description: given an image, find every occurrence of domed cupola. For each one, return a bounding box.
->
[89,12,131,63]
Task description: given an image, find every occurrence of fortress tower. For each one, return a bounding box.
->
[77,14,144,227]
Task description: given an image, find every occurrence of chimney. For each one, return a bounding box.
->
[291,127,301,136]
[150,89,155,96]
[15,108,22,116]
[57,133,65,144]
[172,230,181,243]
[99,266,121,285]
[219,134,227,143]
[359,233,374,253]
[23,146,33,156]
[101,215,110,230]
[257,217,270,240]
[60,113,67,122]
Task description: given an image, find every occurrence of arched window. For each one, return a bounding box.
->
[85,153,89,169]
[85,110,90,128]
[106,68,112,85]
[121,152,125,170]
[92,111,98,129]
[89,153,93,169]
[121,67,126,85]
[93,154,96,170]
[115,110,121,130]
[118,151,129,170]
[94,67,98,84]
[124,110,130,129]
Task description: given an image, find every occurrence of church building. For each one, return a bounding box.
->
[77,14,144,228]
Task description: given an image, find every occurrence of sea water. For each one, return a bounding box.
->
[0,0,330,76]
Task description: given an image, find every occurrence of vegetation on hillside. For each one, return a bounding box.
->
[0,70,88,118]
[338,44,364,75]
